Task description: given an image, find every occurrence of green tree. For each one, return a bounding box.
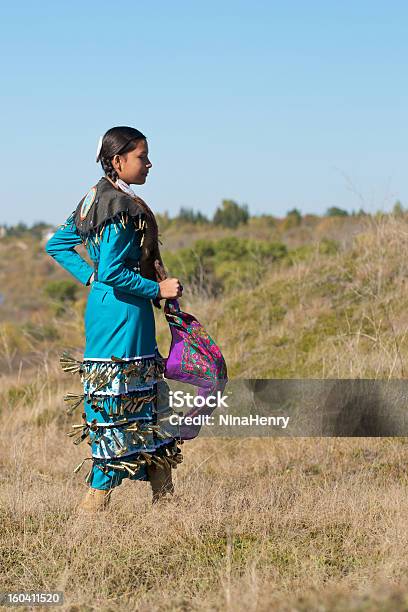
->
[283,208,302,230]
[326,207,349,217]
[393,200,404,216]
[6,222,28,237]
[287,208,302,225]
[30,221,51,239]
[213,200,249,228]
[177,207,209,224]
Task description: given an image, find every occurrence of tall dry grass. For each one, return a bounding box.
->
[2,419,408,610]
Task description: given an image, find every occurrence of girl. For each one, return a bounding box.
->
[45,126,184,512]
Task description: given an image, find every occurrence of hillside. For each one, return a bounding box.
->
[1,212,407,379]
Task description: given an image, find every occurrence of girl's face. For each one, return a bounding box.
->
[112,138,152,185]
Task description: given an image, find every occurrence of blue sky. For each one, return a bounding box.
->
[1,1,406,225]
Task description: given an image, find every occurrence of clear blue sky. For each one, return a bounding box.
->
[1,1,406,225]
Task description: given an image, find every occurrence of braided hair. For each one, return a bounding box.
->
[98,126,147,181]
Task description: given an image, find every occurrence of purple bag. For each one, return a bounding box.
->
[163,299,228,439]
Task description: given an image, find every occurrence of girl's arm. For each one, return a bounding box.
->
[45,212,94,285]
[97,221,160,300]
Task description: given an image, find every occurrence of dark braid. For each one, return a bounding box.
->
[100,155,118,182]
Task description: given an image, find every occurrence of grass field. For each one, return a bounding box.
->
[1,213,408,610]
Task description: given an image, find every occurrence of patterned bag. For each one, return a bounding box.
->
[163,299,228,439]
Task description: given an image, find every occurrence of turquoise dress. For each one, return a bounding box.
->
[45,189,182,490]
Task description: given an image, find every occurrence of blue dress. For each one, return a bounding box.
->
[45,196,182,490]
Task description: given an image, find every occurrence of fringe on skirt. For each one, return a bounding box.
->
[60,350,183,488]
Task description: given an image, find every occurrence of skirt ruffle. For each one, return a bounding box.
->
[60,350,183,488]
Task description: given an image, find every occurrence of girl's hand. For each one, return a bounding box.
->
[158,278,183,299]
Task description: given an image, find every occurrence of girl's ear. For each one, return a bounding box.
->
[112,154,122,172]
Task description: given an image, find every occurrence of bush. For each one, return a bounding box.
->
[213,237,247,263]
[247,240,288,262]
[164,242,220,297]
[213,237,287,264]
[318,238,340,255]
[214,260,260,293]
[44,281,78,314]
[164,237,287,296]
[21,321,60,342]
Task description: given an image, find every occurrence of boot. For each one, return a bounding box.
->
[147,462,174,504]
[78,487,112,513]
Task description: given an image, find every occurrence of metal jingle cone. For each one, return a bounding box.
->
[73,457,92,474]
[106,463,127,472]
[164,455,178,467]
[139,452,153,465]
[150,455,166,468]
[121,464,137,476]
[111,430,124,449]
[73,429,90,445]
[64,393,85,413]
[60,352,82,373]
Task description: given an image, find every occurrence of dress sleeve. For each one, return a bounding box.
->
[45,212,94,286]
[97,221,160,300]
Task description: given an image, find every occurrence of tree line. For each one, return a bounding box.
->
[0,200,405,236]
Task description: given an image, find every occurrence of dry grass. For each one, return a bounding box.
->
[2,214,408,610]
[2,421,408,610]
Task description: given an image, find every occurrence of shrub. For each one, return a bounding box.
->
[319,238,340,255]
[164,237,287,296]
[246,240,287,262]
[44,280,78,303]
[21,321,60,342]
[164,242,220,297]
[212,237,287,265]
[44,280,79,315]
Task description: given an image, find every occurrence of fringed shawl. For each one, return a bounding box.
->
[73,177,165,305]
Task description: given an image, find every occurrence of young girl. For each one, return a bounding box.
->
[45,126,184,512]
